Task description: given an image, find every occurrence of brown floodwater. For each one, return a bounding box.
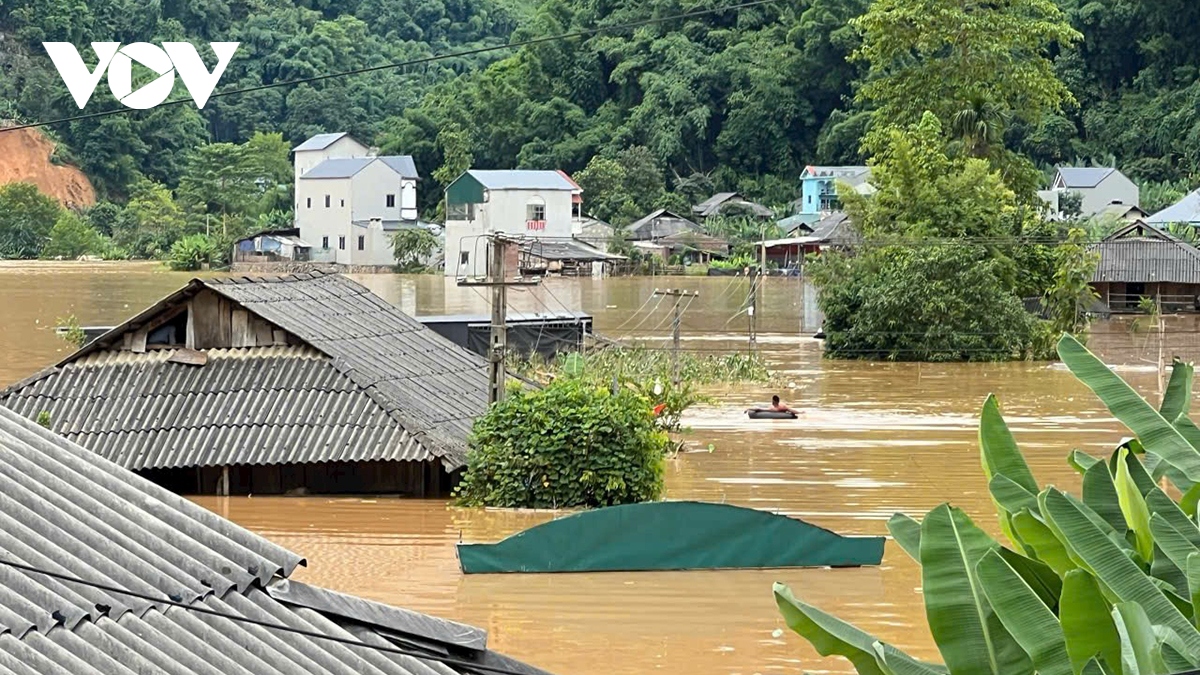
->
[0,261,1193,674]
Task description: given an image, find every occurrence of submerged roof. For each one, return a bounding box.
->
[1055,166,1116,189]
[0,405,551,674]
[2,273,488,470]
[692,192,774,219]
[522,239,624,262]
[467,170,577,191]
[627,209,702,241]
[1092,221,1200,284]
[302,156,419,180]
[1148,189,1200,225]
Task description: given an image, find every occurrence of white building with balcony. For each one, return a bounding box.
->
[293,133,426,267]
[443,170,582,277]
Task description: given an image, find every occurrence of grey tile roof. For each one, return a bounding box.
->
[0,405,552,675]
[294,132,348,151]
[803,166,870,181]
[691,193,774,219]
[2,273,488,470]
[1056,167,1116,189]
[1148,189,1200,225]
[521,239,623,262]
[302,157,420,180]
[467,170,576,191]
[1091,224,1200,283]
[627,209,702,241]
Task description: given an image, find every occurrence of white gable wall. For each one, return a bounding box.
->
[444,187,574,277]
[292,136,371,209]
[350,161,418,223]
[296,178,353,263]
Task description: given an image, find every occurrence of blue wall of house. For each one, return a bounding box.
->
[799,177,829,215]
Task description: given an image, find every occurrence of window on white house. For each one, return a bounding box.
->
[325,195,331,208]
[448,203,474,219]
[322,236,329,249]
[338,236,345,250]
[386,194,395,208]
[307,197,312,208]
[357,235,365,251]
[572,202,581,218]
[460,251,469,266]
[527,203,546,221]
[340,199,344,207]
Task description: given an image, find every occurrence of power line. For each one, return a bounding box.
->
[0,558,537,675]
[1,0,781,134]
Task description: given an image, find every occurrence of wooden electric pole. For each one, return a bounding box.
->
[458,233,538,405]
[652,288,699,386]
[747,267,757,351]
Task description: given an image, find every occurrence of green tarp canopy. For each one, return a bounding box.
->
[457,501,885,574]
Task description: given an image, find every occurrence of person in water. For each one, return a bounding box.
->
[768,395,799,414]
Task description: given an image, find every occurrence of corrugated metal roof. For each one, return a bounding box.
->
[1091,237,1200,284]
[302,157,419,180]
[1148,189,1200,225]
[522,239,623,261]
[467,170,576,191]
[293,132,351,151]
[1,274,488,470]
[0,406,552,675]
[627,209,702,241]
[1055,167,1115,189]
[691,193,773,219]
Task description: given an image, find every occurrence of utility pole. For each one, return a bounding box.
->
[747,267,758,351]
[653,288,699,386]
[458,233,538,405]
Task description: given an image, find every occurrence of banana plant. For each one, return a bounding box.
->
[775,335,1200,675]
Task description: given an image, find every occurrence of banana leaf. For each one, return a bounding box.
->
[1116,446,1160,497]
[1013,509,1078,576]
[1081,659,1114,675]
[1058,335,1200,484]
[872,642,948,675]
[1170,416,1200,491]
[976,549,1072,675]
[1150,514,1200,578]
[888,513,922,562]
[991,474,1041,516]
[1188,553,1200,629]
[1160,359,1194,424]
[1116,448,1155,562]
[998,547,1063,611]
[1113,602,1160,675]
[1146,489,1200,547]
[980,395,1037,555]
[919,504,1032,675]
[1061,569,1123,675]
[1152,627,1193,673]
[1083,461,1128,535]
[1182,484,1200,519]
[1071,450,1104,475]
[1041,488,1200,659]
[773,582,890,675]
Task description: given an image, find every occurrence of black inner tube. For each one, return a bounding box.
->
[747,409,797,420]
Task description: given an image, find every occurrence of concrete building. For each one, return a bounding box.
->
[1041,167,1140,218]
[293,133,424,267]
[443,170,582,278]
[798,166,874,216]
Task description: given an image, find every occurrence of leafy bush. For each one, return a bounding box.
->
[41,212,111,259]
[55,314,87,349]
[710,255,758,270]
[168,234,219,271]
[811,244,1040,361]
[391,228,439,272]
[776,335,1200,675]
[455,379,668,508]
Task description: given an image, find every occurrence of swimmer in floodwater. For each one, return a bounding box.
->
[768,395,799,414]
[746,395,799,415]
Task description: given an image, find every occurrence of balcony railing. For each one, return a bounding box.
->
[526,219,546,231]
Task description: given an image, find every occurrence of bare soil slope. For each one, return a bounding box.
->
[0,127,95,207]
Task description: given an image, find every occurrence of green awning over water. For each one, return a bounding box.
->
[457,501,885,574]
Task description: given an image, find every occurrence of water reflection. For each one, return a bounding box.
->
[0,264,1186,674]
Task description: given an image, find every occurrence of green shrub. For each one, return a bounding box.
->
[167,234,219,271]
[455,378,668,509]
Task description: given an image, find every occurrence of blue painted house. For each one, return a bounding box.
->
[798,165,873,216]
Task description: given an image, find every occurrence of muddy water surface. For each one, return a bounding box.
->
[0,262,1189,675]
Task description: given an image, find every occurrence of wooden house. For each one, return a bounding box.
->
[1,272,492,496]
[1091,220,1200,312]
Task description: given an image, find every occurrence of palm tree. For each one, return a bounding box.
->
[950,95,1009,158]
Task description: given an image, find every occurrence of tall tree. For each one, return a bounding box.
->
[0,183,63,259]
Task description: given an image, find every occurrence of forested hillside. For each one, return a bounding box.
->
[1,0,1199,249]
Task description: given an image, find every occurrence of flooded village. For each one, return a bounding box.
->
[8,1,1200,674]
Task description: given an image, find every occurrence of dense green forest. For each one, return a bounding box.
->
[1,0,1200,258]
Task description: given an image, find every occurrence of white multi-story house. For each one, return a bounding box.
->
[1039,167,1140,218]
[292,133,424,267]
[443,170,583,277]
